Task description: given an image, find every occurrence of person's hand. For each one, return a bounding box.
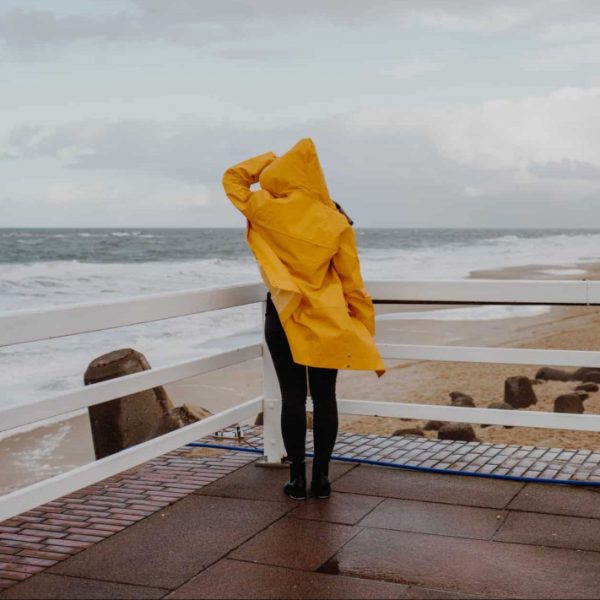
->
[334,200,354,226]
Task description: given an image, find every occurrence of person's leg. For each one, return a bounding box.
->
[307,366,339,464]
[264,298,308,463]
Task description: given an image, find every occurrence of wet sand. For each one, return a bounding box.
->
[3,260,600,494]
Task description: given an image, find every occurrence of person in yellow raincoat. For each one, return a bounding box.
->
[223,138,385,501]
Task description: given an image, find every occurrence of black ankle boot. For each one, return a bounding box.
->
[310,458,331,499]
[283,460,307,500]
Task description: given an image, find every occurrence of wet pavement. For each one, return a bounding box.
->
[2,455,600,599]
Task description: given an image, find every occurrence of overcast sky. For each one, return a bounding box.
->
[2,0,600,228]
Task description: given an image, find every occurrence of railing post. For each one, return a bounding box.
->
[257,298,287,467]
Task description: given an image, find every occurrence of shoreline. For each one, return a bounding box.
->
[2,259,600,494]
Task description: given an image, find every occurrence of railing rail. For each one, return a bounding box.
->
[0,396,262,522]
[0,344,262,433]
[0,282,266,347]
[2,278,600,521]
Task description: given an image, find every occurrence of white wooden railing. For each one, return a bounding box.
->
[1,279,600,521]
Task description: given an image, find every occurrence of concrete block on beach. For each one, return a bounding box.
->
[84,348,210,459]
[438,423,478,442]
[148,404,213,438]
[449,392,475,408]
[554,393,585,414]
[392,427,425,437]
[423,420,444,431]
[254,411,314,429]
[504,376,537,409]
[573,367,600,381]
[575,382,599,392]
[535,366,600,382]
[535,367,574,382]
[481,401,514,429]
[582,371,600,383]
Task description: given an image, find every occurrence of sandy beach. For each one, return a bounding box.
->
[3,260,600,494]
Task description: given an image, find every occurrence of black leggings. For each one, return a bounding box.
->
[264,293,338,464]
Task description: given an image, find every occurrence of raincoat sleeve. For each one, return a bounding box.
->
[332,226,376,337]
[222,152,277,215]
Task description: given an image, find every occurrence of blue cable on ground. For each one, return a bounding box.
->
[186,441,600,487]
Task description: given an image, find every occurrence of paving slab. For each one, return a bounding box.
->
[333,465,523,509]
[402,588,489,599]
[494,511,600,552]
[228,516,360,571]
[319,527,600,599]
[166,557,411,599]
[508,482,600,518]
[195,459,356,502]
[0,573,165,599]
[49,494,293,589]
[359,498,506,540]
[288,492,384,525]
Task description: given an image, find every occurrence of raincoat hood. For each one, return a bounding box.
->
[259,138,336,210]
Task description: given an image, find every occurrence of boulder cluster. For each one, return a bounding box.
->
[392,366,599,442]
[534,366,599,414]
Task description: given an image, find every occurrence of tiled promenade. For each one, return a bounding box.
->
[1,425,600,598]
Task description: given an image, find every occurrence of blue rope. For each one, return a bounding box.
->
[186,441,600,487]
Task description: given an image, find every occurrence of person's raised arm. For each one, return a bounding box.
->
[222,152,276,215]
[331,226,375,336]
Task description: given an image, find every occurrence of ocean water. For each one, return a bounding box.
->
[2,227,600,408]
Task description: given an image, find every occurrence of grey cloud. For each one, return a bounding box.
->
[3,1,600,54]
[4,113,600,227]
[4,118,314,183]
[529,159,600,180]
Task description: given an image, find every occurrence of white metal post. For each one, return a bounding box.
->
[258,298,287,466]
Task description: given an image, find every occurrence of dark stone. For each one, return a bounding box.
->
[449,391,475,402]
[489,401,513,410]
[255,410,312,428]
[84,348,174,459]
[535,367,574,382]
[554,394,585,414]
[574,391,590,400]
[582,371,600,383]
[306,411,314,429]
[530,378,544,385]
[451,397,476,408]
[423,420,445,431]
[148,404,212,439]
[392,428,425,437]
[481,402,514,429]
[575,382,599,392]
[449,392,476,408]
[437,423,478,442]
[573,367,600,381]
[504,376,538,408]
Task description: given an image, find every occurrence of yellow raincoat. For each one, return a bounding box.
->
[223,138,386,377]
